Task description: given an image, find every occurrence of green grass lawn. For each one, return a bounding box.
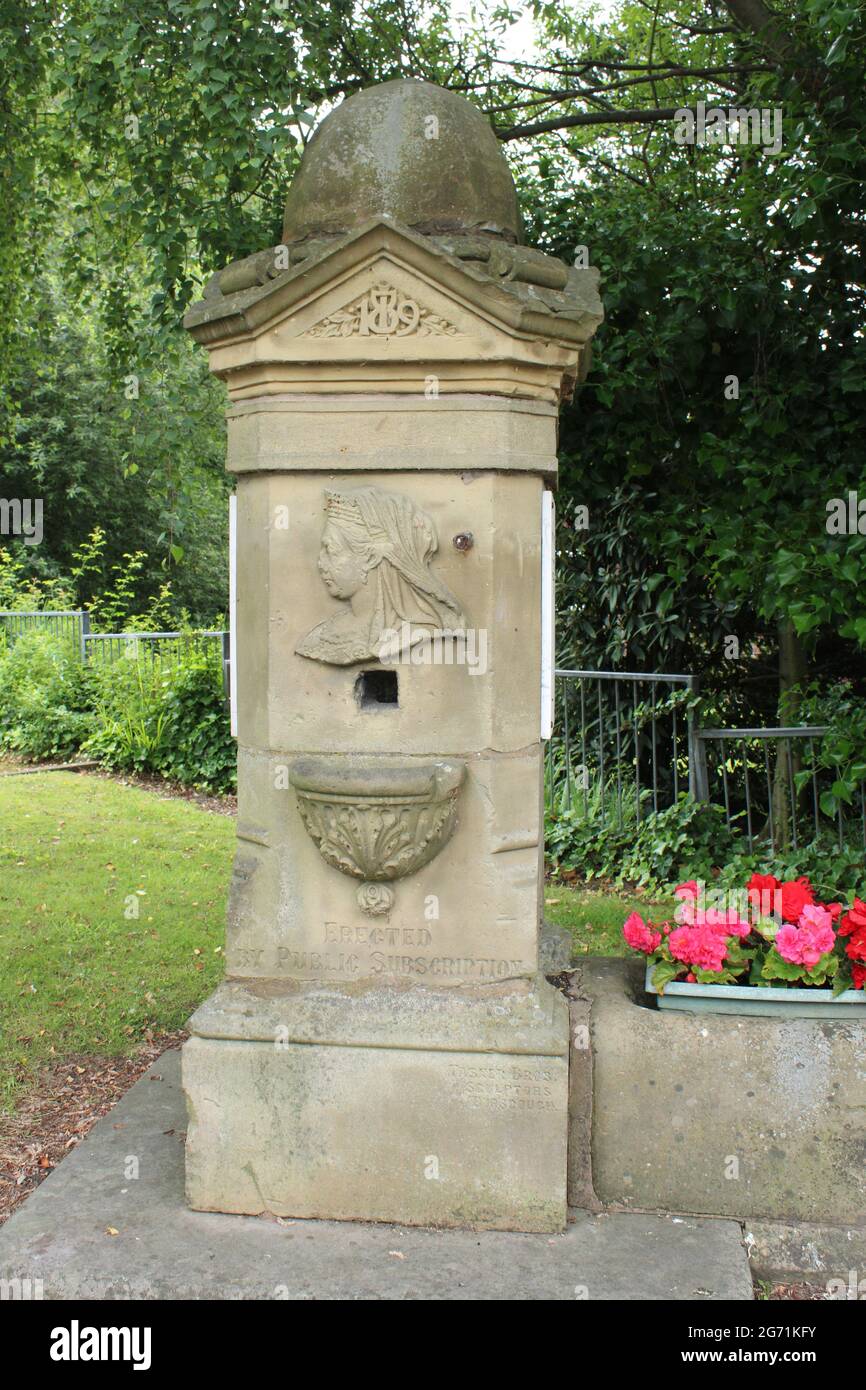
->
[0,772,234,1110]
[544,883,675,958]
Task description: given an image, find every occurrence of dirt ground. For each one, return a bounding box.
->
[0,1033,186,1227]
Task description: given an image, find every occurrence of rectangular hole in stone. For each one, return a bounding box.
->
[355,669,398,708]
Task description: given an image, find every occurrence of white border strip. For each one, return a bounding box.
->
[229,493,238,739]
[540,489,555,741]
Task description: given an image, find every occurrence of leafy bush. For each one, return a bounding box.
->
[626,798,741,889]
[711,839,866,904]
[0,547,76,612]
[547,793,739,891]
[84,654,171,774]
[71,529,187,633]
[0,614,234,792]
[85,649,235,793]
[797,681,866,821]
[546,790,866,898]
[0,532,231,789]
[546,806,633,882]
[0,631,95,760]
[155,658,236,792]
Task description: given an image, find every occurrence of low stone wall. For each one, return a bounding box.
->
[569,958,866,1235]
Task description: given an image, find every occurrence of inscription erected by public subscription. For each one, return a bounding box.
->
[228,926,528,981]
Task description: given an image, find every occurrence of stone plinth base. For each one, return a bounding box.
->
[0,1051,754,1300]
[183,976,569,1232]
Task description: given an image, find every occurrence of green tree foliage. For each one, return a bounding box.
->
[0,1,56,425]
[507,0,866,717]
[0,0,458,609]
[0,261,230,620]
[22,0,458,334]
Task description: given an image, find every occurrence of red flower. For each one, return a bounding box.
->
[748,871,779,895]
[822,902,843,923]
[780,877,815,924]
[845,932,866,964]
[851,964,866,990]
[838,898,866,937]
[747,872,780,917]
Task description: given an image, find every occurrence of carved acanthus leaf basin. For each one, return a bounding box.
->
[289,758,465,916]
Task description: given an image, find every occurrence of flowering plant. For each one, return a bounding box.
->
[623,874,866,995]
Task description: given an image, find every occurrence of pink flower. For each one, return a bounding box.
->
[799,917,836,969]
[623,912,662,954]
[673,880,751,934]
[667,926,692,963]
[701,903,731,927]
[673,880,699,924]
[798,902,832,933]
[775,910,836,971]
[692,927,730,972]
[719,916,752,938]
[668,923,728,973]
[775,924,804,965]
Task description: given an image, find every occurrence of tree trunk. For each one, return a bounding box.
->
[771,620,807,849]
[720,0,799,65]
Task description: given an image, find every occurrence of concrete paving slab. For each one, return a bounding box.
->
[0,1050,752,1301]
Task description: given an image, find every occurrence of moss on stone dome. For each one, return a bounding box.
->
[282,79,522,246]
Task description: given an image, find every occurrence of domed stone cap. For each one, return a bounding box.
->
[282,79,522,246]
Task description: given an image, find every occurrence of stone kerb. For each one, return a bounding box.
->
[576,958,866,1228]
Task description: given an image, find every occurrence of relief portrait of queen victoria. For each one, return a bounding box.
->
[295,485,466,666]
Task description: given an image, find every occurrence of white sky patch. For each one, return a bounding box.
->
[446,0,619,61]
[449,3,543,62]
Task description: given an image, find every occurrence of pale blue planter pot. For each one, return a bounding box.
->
[644,963,866,1019]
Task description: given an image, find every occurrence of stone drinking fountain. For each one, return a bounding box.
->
[182,77,602,1231]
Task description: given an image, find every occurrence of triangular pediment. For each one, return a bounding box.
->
[186,217,598,348]
[184,217,602,403]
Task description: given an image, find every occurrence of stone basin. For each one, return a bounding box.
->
[289,757,465,915]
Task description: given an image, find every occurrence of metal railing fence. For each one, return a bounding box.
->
[0,609,90,658]
[83,630,230,698]
[548,668,698,827]
[695,725,865,853]
[549,670,866,855]
[0,610,229,699]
